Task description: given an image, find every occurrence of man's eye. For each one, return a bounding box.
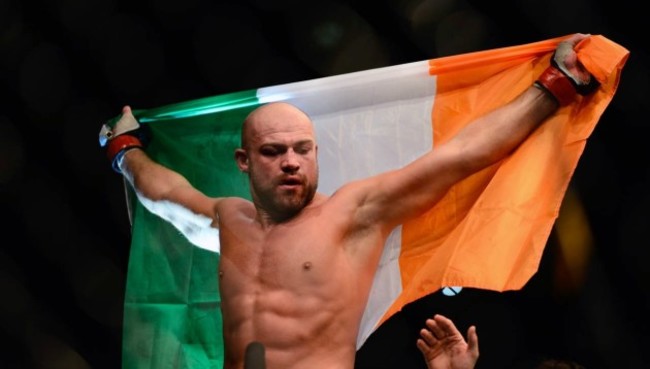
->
[296,146,312,155]
[260,148,277,156]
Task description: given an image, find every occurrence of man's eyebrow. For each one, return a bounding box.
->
[294,140,314,146]
[261,139,313,146]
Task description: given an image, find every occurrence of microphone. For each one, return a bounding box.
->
[244,341,266,369]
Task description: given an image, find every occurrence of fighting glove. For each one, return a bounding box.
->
[99,107,151,173]
[535,34,600,106]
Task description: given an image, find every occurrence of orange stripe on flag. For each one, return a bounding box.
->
[380,35,629,326]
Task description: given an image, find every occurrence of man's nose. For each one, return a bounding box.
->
[281,151,300,172]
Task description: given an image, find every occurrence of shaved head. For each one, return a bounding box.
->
[241,102,313,150]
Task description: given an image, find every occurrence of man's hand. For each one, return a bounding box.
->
[552,33,599,94]
[416,314,479,369]
[99,106,150,173]
[535,33,599,106]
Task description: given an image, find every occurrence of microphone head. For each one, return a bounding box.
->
[244,341,266,369]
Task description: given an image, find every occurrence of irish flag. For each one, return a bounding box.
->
[116,35,628,369]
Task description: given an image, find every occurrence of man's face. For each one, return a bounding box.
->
[237,103,319,221]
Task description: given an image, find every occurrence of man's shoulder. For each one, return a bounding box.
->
[215,197,256,224]
[219,196,254,209]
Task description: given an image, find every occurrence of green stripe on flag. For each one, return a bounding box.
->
[135,89,262,123]
[123,88,259,369]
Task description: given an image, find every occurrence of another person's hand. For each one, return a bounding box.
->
[416,314,479,369]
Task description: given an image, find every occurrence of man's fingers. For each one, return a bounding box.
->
[416,338,428,352]
[420,327,437,344]
[467,325,479,356]
[433,314,462,337]
[565,33,590,46]
[426,317,448,339]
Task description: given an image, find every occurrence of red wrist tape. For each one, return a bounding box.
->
[535,66,577,106]
[106,135,142,162]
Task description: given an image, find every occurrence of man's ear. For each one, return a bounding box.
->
[234,148,249,173]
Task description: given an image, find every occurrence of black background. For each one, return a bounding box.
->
[1,0,648,368]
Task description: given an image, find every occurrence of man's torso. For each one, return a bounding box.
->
[217,194,387,369]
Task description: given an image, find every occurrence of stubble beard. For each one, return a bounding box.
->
[250,173,318,222]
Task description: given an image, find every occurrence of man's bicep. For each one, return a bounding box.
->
[361,148,464,228]
[135,188,223,252]
[164,186,222,222]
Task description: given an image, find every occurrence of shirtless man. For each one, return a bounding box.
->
[102,34,596,369]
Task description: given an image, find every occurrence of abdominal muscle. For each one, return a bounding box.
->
[220,285,360,369]
[218,219,379,369]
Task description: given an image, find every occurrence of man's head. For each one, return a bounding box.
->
[235,102,319,222]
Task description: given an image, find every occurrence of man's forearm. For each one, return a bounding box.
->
[120,148,193,201]
[449,85,558,173]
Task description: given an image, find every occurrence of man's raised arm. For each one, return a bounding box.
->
[354,33,598,231]
[101,105,222,248]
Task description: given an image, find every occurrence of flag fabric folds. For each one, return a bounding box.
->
[117,35,628,369]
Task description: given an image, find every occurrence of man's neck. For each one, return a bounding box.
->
[254,193,327,228]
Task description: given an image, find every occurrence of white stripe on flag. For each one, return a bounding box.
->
[257,61,437,347]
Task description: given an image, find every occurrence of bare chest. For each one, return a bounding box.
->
[218,217,354,291]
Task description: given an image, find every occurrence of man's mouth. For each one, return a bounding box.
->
[279,177,302,189]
